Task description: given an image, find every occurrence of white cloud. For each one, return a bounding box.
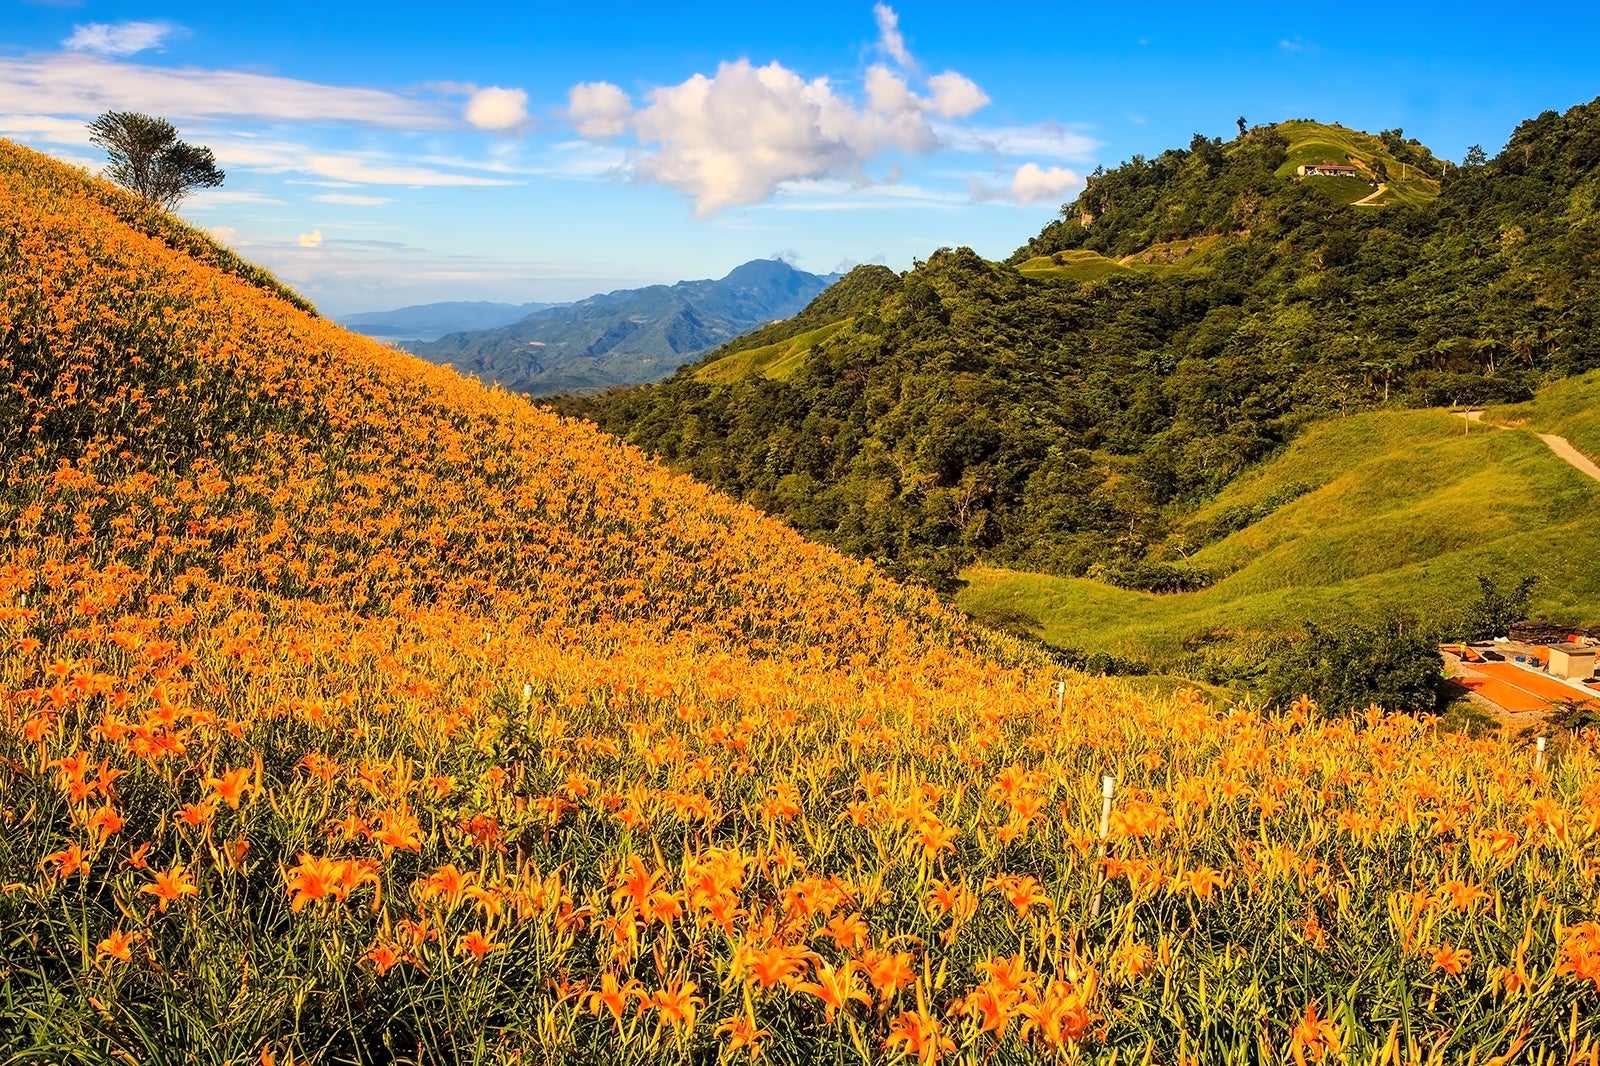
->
[0,113,94,144]
[925,72,988,119]
[969,161,1084,205]
[567,82,633,138]
[63,21,179,57]
[464,86,529,131]
[623,58,948,215]
[873,4,915,70]
[1008,162,1082,203]
[313,193,393,206]
[298,229,324,248]
[209,225,237,246]
[562,7,1020,214]
[0,54,447,129]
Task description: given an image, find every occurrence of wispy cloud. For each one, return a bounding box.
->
[63,20,181,56]
[0,53,448,128]
[184,189,284,207]
[312,193,393,206]
[766,178,967,212]
[204,134,521,187]
[935,122,1099,163]
[873,3,916,70]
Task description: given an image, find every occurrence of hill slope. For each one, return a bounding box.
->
[414,259,836,395]
[4,139,1599,1066]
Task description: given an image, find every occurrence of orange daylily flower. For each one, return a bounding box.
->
[459,929,501,961]
[206,766,252,809]
[141,864,198,911]
[97,927,138,963]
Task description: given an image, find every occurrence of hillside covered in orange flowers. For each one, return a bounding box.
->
[3,141,1600,1064]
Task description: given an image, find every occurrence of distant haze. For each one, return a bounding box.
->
[339,300,567,342]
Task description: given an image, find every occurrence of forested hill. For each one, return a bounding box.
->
[565,102,1600,592]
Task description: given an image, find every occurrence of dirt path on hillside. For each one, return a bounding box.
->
[1460,409,1600,484]
[1538,433,1600,482]
[1352,183,1388,207]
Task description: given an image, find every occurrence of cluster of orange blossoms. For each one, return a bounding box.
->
[2,139,1599,1062]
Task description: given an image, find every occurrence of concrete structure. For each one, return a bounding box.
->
[1547,645,1596,681]
[1297,163,1363,178]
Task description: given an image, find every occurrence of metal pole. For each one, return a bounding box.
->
[1055,680,1066,712]
[1090,775,1115,917]
[1535,736,1546,771]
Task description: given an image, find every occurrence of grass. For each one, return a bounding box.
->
[1488,368,1600,463]
[957,407,1600,664]
[1304,175,1380,206]
[1017,237,1226,283]
[694,318,851,383]
[1014,249,1132,283]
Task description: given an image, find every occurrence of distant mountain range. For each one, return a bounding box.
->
[338,300,565,342]
[410,259,838,395]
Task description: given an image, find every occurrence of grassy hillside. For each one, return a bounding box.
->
[1014,235,1227,282]
[1490,367,1600,461]
[1274,119,1441,207]
[958,406,1600,669]
[695,318,851,383]
[6,144,1600,1064]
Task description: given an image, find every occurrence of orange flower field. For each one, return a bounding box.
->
[2,139,1599,1064]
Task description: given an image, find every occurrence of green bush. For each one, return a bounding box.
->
[1261,614,1443,716]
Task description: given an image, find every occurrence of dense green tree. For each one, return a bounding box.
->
[1262,616,1444,717]
[1460,574,1538,640]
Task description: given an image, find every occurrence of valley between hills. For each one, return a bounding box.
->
[4,97,1600,1062]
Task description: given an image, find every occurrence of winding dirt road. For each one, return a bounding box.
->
[1352,182,1388,207]
[1461,409,1600,484]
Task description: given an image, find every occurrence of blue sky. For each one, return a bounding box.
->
[5,0,1599,315]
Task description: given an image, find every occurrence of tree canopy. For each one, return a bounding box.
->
[87,111,224,210]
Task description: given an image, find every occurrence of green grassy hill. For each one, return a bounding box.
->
[1275,119,1441,207]
[958,405,1600,671]
[695,319,852,383]
[1489,368,1600,460]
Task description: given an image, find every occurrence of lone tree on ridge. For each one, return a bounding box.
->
[87,110,225,210]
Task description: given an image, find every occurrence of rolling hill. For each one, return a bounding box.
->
[4,138,1599,1065]
[413,259,837,395]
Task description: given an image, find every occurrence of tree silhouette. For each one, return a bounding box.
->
[87,111,225,210]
